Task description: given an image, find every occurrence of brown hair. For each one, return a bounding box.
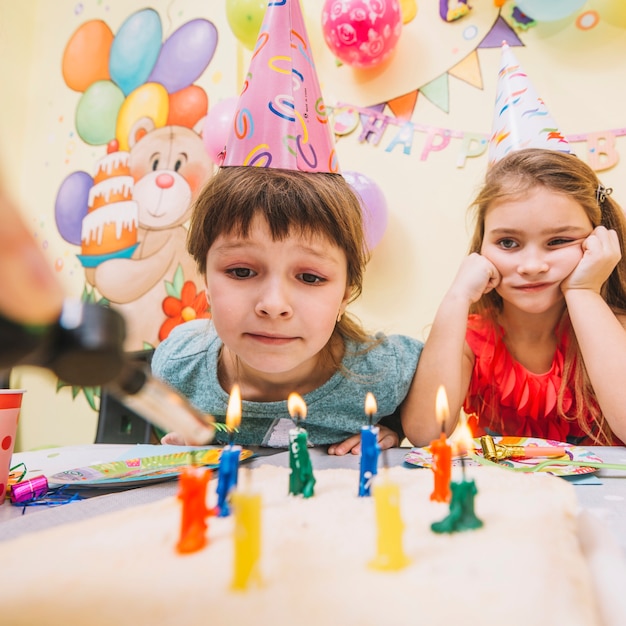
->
[468,148,626,444]
[187,166,374,371]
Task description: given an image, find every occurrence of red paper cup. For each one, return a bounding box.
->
[0,389,26,504]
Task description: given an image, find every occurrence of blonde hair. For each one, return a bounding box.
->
[187,166,375,372]
[468,148,626,444]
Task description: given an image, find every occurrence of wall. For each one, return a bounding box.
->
[1,0,625,450]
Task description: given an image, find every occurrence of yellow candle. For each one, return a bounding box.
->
[369,473,411,571]
[231,473,262,590]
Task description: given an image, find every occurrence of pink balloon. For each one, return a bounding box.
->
[202,97,238,164]
[322,0,403,69]
[343,170,388,250]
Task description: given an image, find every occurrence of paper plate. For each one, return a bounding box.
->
[404,437,604,476]
[48,447,255,488]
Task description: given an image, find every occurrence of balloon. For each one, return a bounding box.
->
[225,0,267,50]
[322,0,403,69]
[62,20,113,92]
[515,0,586,21]
[343,171,388,250]
[55,171,93,245]
[203,97,238,164]
[147,19,218,93]
[75,80,125,145]
[116,82,169,151]
[167,85,208,128]
[109,8,162,96]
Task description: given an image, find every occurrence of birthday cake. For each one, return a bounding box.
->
[80,150,139,262]
[0,465,601,626]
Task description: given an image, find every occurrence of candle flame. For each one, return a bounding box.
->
[287,392,307,420]
[365,392,377,416]
[435,385,449,427]
[454,413,474,456]
[226,384,242,430]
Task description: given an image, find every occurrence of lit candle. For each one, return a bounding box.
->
[287,392,316,498]
[429,385,452,503]
[231,469,262,591]
[176,466,212,554]
[431,415,483,534]
[216,384,242,517]
[369,456,411,571]
[359,392,380,497]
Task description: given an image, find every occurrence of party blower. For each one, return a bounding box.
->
[0,299,215,445]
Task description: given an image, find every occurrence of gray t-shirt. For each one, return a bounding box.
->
[152,320,423,446]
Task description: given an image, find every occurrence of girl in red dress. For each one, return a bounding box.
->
[404,148,626,446]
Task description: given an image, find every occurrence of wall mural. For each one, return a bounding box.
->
[55,8,215,358]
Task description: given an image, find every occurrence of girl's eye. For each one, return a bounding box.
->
[548,238,574,247]
[227,268,255,279]
[497,238,518,250]
[298,273,324,285]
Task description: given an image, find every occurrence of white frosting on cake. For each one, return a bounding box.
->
[0,465,601,626]
[81,201,139,246]
[88,176,134,208]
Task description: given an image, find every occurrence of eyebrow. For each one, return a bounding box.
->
[213,240,342,264]
[487,226,590,236]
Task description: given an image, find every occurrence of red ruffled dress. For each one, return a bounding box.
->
[462,314,614,445]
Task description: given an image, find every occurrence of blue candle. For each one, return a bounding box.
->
[216,384,242,517]
[359,392,380,497]
[216,444,241,517]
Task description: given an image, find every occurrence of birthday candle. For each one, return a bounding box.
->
[431,414,483,534]
[176,466,212,554]
[216,385,242,517]
[359,392,380,497]
[287,392,316,498]
[369,468,411,571]
[429,386,452,503]
[231,469,262,591]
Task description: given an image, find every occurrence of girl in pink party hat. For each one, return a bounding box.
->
[152,0,423,454]
[404,44,626,447]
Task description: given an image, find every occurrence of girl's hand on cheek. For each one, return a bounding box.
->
[562,226,621,294]
[450,253,501,304]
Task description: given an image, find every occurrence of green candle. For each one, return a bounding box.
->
[431,478,483,534]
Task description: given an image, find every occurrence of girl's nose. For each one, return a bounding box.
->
[255,279,293,318]
[517,248,549,276]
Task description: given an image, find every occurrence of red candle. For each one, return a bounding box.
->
[176,466,212,554]
[429,386,452,503]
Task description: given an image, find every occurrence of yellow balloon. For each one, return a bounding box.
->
[400,0,418,23]
[116,82,169,151]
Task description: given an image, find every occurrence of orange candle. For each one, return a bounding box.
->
[429,386,452,503]
[176,466,212,554]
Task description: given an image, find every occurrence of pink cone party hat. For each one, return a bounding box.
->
[488,42,571,165]
[222,0,339,173]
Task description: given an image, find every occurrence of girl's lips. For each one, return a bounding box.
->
[246,333,296,345]
[514,282,552,292]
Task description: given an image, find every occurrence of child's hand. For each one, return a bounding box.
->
[449,253,501,304]
[562,226,621,294]
[160,431,190,446]
[327,425,399,456]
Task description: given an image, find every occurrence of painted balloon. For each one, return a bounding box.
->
[225,0,267,50]
[167,85,208,128]
[343,170,388,250]
[76,80,125,145]
[515,0,586,21]
[116,82,169,151]
[203,97,238,164]
[55,171,93,246]
[322,0,403,69]
[147,19,218,93]
[109,8,162,95]
[62,20,113,92]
